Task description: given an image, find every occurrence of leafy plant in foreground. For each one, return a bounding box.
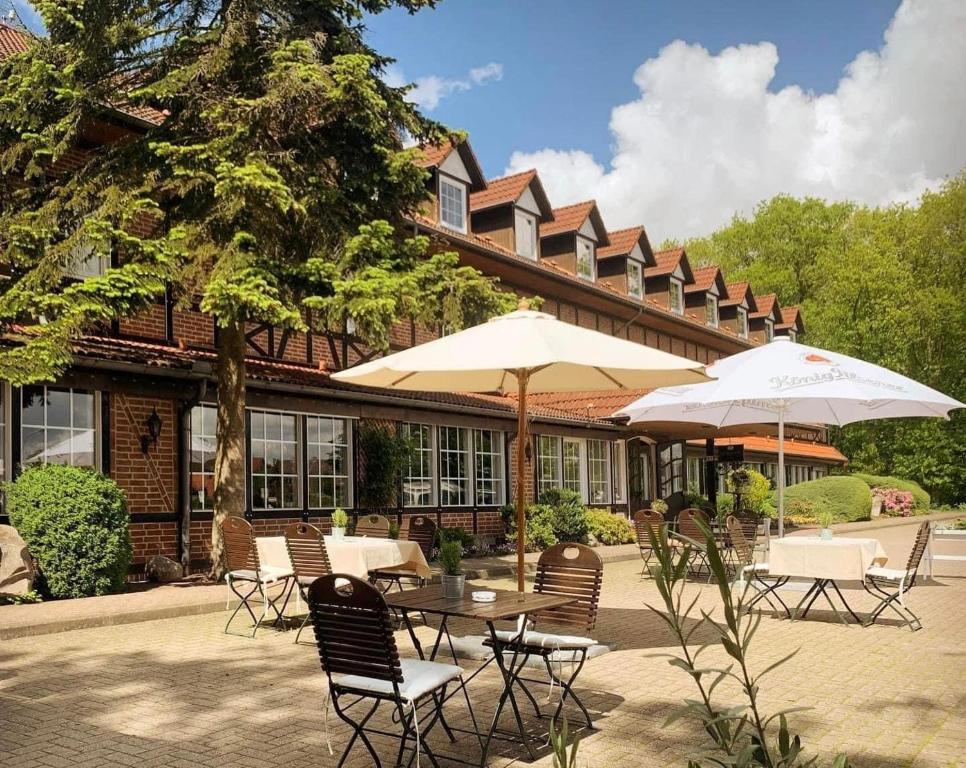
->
[646,521,854,767]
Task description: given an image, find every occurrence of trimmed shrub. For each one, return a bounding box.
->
[506,504,558,552]
[779,476,872,525]
[586,509,636,546]
[537,488,589,543]
[7,465,131,598]
[716,492,734,516]
[438,526,474,549]
[852,473,930,511]
[727,468,774,516]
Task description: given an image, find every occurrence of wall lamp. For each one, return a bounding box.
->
[140,407,163,454]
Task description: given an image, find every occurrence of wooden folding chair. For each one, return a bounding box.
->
[355,513,391,538]
[727,516,790,618]
[863,521,930,631]
[221,517,293,637]
[308,575,461,767]
[672,508,713,580]
[633,508,666,578]
[283,522,331,644]
[368,515,437,592]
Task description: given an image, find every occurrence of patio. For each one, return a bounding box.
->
[1,524,963,768]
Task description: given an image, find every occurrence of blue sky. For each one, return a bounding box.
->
[366,0,901,176]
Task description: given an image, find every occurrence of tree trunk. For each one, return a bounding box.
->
[209,318,247,579]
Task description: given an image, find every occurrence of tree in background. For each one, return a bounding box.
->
[0,0,516,576]
[684,174,966,503]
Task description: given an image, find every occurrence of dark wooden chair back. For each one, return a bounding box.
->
[677,507,710,543]
[355,514,391,538]
[633,509,665,546]
[284,522,331,582]
[221,516,259,572]
[725,516,756,568]
[307,575,403,685]
[906,521,931,574]
[532,542,604,631]
[402,515,438,560]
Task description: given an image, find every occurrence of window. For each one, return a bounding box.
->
[576,237,595,281]
[736,307,749,338]
[788,329,797,343]
[669,278,684,314]
[402,423,435,507]
[68,240,110,278]
[536,435,562,496]
[687,456,704,494]
[307,416,351,509]
[439,177,467,232]
[474,429,505,505]
[626,260,643,298]
[765,319,775,342]
[189,404,216,510]
[562,438,583,496]
[657,442,685,498]
[21,386,96,468]
[249,410,300,510]
[587,440,610,504]
[611,441,626,504]
[438,426,470,505]
[515,209,538,260]
[705,294,718,327]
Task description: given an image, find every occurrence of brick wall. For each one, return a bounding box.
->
[129,521,178,562]
[118,303,167,340]
[172,309,214,348]
[508,435,535,506]
[110,394,178,517]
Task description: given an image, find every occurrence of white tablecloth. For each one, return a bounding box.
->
[768,536,888,581]
[257,535,431,580]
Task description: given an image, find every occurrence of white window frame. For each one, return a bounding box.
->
[536,435,562,497]
[737,307,749,339]
[473,429,505,506]
[576,236,596,282]
[439,176,467,233]
[626,260,643,298]
[438,425,471,506]
[189,404,217,511]
[611,441,627,504]
[765,318,775,342]
[705,294,718,327]
[562,437,585,498]
[20,386,99,469]
[669,278,684,315]
[306,415,353,510]
[586,439,611,505]
[788,329,797,343]
[68,240,110,279]
[402,423,436,508]
[248,409,301,511]
[514,208,538,260]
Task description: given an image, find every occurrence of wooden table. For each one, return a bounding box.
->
[386,584,577,766]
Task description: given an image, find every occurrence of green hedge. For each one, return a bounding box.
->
[852,473,930,511]
[586,509,636,545]
[780,475,872,524]
[7,465,132,598]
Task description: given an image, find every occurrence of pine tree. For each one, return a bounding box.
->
[0,1,516,575]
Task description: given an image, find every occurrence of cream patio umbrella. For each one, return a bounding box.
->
[616,336,965,536]
[332,301,709,592]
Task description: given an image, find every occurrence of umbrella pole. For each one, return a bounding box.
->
[777,410,785,538]
[516,371,529,594]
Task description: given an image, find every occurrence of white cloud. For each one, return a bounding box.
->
[386,61,503,111]
[506,0,966,242]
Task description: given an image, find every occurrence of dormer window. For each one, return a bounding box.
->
[669,277,684,315]
[69,240,110,278]
[788,329,797,343]
[439,177,467,233]
[576,237,595,281]
[515,209,538,260]
[626,260,643,298]
[765,319,775,342]
[705,294,718,327]
[737,307,749,338]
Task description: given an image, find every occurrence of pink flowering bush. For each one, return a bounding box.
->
[874,487,915,517]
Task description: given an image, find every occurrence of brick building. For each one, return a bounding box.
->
[0,23,845,572]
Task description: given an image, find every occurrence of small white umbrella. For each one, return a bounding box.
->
[332,303,708,592]
[616,336,964,536]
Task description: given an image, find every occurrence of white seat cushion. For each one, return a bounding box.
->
[866,566,912,581]
[228,566,293,584]
[493,629,596,650]
[331,658,461,701]
[742,562,771,573]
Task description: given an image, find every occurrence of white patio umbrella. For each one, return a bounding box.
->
[615,336,964,537]
[332,303,708,592]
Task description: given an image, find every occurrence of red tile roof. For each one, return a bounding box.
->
[470,169,535,211]
[721,281,754,309]
[751,293,779,319]
[414,140,454,168]
[645,247,684,277]
[777,305,802,330]
[685,265,721,294]
[539,201,607,243]
[598,226,645,260]
[0,22,29,57]
[689,436,847,463]
[522,389,652,420]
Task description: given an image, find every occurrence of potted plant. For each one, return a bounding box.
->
[331,508,348,539]
[818,508,835,540]
[439,540,465,598]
